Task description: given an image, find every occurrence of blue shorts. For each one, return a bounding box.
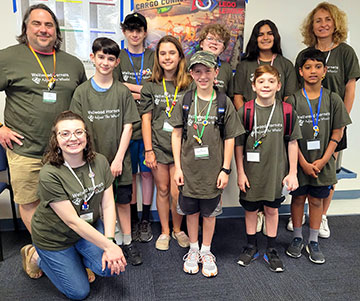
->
[130,139,151,174]
[291,185,332,199]
[240,197,285,212]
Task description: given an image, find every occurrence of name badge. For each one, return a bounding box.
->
[80,211,93,223]
[307,139,320,150]
[246,150,260,162]
[43,91,57,103]
[194,145,209,160]
[162,120,174,132]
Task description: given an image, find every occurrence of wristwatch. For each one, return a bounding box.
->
[221,167,231,175]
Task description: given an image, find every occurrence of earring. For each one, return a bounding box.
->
[57,147,61,154]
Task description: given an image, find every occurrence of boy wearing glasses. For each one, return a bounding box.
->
[70,37,142,265]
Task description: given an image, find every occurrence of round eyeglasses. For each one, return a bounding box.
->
[57,129,86,140]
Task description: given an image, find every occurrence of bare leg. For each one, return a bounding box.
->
[245,210,258,235]
[263,206,279,237]
[202,216,216,246]
[308,196,323,230]
[186,213,200,243]
[130,174,137,205]
[169,164,182,232]
[141,171,154,206]
[19,200,40,233]
[116,203,131,236]
[291,195,307,228]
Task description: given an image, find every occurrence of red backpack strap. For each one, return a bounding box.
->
[282,102,293,139]
[243,99,255,134]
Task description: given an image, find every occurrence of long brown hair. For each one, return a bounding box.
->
[150,35,191,90]
[43,111,96,166]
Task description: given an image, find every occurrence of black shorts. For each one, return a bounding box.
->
[291,185,332,199]
[113,181,132,204]
[239,197,285,212]
[178,192,221,217]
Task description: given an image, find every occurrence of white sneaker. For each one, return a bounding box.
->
[256,212,264,233]
[183,248,200,274]
[319,215,330,238]
[200,252,218,277]
[287,214,306,231]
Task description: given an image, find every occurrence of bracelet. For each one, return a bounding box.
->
[144,149,153,153]
[0,123,3,128]
[107,237,114,240]
[330,138,339,145]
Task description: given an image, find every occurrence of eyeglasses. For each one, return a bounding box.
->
[57,129,86,140]
[206,36,224,44]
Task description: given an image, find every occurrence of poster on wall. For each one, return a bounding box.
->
[135,0,245,69]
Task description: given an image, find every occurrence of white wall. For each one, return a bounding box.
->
[0,0,359,219]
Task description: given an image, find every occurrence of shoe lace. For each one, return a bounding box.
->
[140,221,149,232]
[292,237,302,247]
[244,246,256,256]
[310,242,320,252]
[267,248,280,261]
[183,249,200,262]
[201,252,216,264]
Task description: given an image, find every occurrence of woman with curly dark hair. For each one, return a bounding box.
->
[22,111,126,300]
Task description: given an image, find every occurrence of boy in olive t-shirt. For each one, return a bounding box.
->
[286,49,351,264]
[70,38,142,266]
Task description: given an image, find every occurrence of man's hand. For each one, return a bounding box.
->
[0,126,24,149]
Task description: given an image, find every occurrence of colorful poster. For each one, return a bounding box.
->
[135,0,246,69]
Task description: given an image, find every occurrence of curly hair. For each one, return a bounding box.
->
[16,4,62,50]
[150,35,191,90]
[43,111,96,167]
[252,65,280,84]
[243,20,282,61]
[301,2,348,47]
[198,23,231,49]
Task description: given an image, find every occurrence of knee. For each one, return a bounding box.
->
[157,184,170,198]
[264,207,278,217]
[64,284,90,300]
[309,198,322,208]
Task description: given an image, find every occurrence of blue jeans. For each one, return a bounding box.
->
[35,220,116,300]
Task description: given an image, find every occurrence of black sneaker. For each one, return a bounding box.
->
[264,248,284,272]
[286,237,304,258]
[306,241,325,264]
[237,244,259,267]
[139,220,153,242]
[131,221,140,242]
[122,242,143,266]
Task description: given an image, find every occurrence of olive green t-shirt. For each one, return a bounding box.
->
[295,43,360,100]
[233,55,297,102]
[140,80,189,164]
[236,99,302,202]
[70,80,140,185]
[114,48,154,140]
[31,153,114,250]
[169,91,244,199]
[0,44,87,158]
[287,88,351,186]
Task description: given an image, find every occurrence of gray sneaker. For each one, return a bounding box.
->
[286,237,304,258]
[131,221,140,242]
[306,241,325,264]
[139,220,153,242]
[237,245,259,267]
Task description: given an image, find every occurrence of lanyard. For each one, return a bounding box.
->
[125,49,144,85]
[162,78,179,118]
[253,99,276,149]
[257,54,277,66]
[303,87,323,138]
[64,161,96,211]
[193,89,214,145]
[29,44,56,90]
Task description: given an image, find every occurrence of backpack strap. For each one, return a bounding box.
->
[243,99,255,135]
[182,90,193,141]
[282,101,293,141]
[215,91,227,139]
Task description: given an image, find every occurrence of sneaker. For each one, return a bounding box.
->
[200,252,218,277]
[131,221,140,242]
[263,248,284,272]
[286,237,304,258]
[183,248,200,274]
[256,212,264,233]
[237,244,259,267]
[287,214,306,232]
[122,242,142,266]
[306,241,325,264]
[172,231,190,248]
[155,234,171,251]
[138,220,153,242]
[319,215,330,239]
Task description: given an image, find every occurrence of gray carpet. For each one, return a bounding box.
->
[1,215,360,300]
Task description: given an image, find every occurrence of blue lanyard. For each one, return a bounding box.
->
[125,49,144,85]
[303,87,323,138]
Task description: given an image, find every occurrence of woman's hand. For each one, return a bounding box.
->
[102,243,127,275]
[145,150,157,169]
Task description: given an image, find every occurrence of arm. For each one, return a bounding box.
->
[101,186,116,239]
[235,145,250,192]
[298,148,320,178]
[233,94,244,111]
[171,127,184,186]
[141,111,157,169]
[313,127,344,171]
[50,198,126,274]
[0,125,24,149]
[283,139,299,191]
[123,82,143,100]
[110,123,132,177]
[217,138,234,189]
[343,79,356,114]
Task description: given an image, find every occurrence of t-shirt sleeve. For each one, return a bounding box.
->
[224,98,245,139]
[289,109,302,141]
[139,82,154,115]
[0,50,9,91]
[331,92,352,129]
[344,45,360,83]
[123,86,141,125]
[69,87,83,116]
[283,59,298,97]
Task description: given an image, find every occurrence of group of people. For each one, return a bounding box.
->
[0,1,359,299]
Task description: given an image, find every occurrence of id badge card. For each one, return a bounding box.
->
[246,150,260,162]
[43,90,57,103]
[307,139,320,150]
[162,120,174,132]
[80,210,94,223]
[194,145,209,160]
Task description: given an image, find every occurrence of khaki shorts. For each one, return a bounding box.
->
[6,149,42,205]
